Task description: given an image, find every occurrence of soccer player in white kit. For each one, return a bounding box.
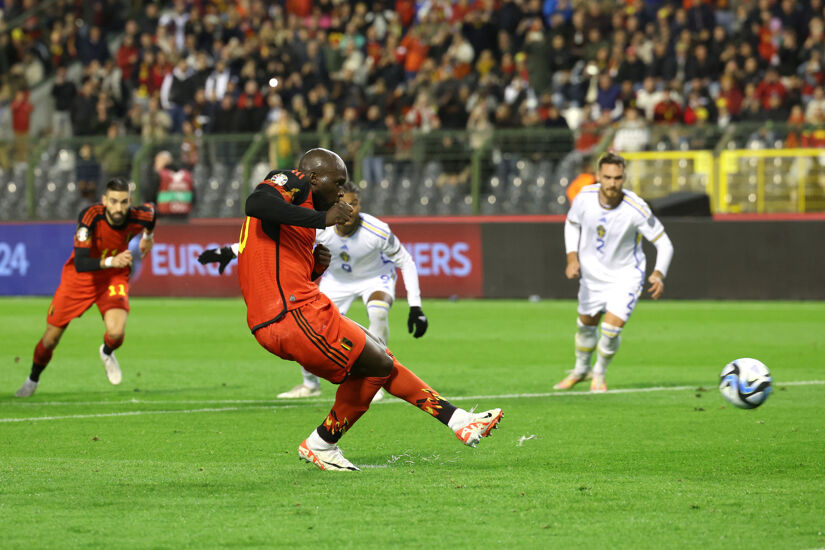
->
[554,153,674,392]
[198,182,428,400]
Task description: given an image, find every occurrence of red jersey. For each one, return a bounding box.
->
[66,202,156,283]
[238,170,326,332]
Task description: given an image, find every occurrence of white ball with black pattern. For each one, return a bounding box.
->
[719,358,773,409]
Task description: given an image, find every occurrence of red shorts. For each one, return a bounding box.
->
[253,293,366,384]
[47,265,131,328]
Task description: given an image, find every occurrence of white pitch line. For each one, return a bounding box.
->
[2,380,823,423]
[6,379,824,407]
[0,405,277,423]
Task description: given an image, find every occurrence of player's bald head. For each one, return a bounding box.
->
[298,148,347,176]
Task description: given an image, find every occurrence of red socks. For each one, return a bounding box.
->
[103,333,124,354]
[316,355,457,444]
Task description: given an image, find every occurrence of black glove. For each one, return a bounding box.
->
[407,306,428,338]
[197,246,236,274]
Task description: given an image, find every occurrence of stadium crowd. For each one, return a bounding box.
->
[2,0,825,157]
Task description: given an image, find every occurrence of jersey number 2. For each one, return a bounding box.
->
[238,217,251,255]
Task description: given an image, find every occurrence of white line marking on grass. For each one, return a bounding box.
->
[11,379,825,408]
[0,405,278,423]
[2,380,822,423]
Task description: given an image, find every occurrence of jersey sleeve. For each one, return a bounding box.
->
[564,196,583,254]
[636,209,666,244]
[73,205,97,249]
[382,228,422,308]
[566,193,582,226]
[130,203,156,232]
[259,170,311,204]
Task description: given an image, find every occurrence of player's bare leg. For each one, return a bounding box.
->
[590,312,625,392]
[100,308,127,385]
[555,312,601,390]
[300,329,503,470]
[15,323,66,397]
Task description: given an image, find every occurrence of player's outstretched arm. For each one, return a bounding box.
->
[246,185,327,228]
[197,245,237,274]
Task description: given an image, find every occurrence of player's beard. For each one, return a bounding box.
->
[108,210,126,225]
[313,194,334,212]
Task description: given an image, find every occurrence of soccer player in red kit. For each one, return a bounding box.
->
[15,178,156,397]
[238,148,502,471]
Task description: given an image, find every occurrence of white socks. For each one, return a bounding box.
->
[307,428,334,450]
[573,319,598,376]
[593,323,622,375]
[447,408,472,432]
[301,367,321,390]
[366,299,391,345]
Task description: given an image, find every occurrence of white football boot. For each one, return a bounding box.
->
[277,383,322,398]
[298,438,360,472]
[15,377,39,398]
[453,408,504,448]
[99,345,122,385]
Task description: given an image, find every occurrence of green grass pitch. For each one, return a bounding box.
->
[1,297,823,549]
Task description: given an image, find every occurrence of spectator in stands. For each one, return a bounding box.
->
[617,46,646,84]
[204,59,231,102]
[739,83,763,121]
[76,143,101,203]
[78,26,109,66]
[635,76,662,121]
[612,107,649,152]
[141,96,172,142]
[90,92,115,136]
[162,58,195,133]
[522,18,552,94]
[211,94,237,135]
[266,109,300,170]
[717,75,743,117]
[11,89,34,163]
[755,67,787,109]
[51,66,75,138]
[806,87,825,123]
[116,35,140,82]
[685,43,718,84]
[596,73,621,119]
[333,106,362,176]
[361,104,388,185]
[70,78,97,136]
[97,124,130,182]
[653,90,683,124]
[405,90,440,133]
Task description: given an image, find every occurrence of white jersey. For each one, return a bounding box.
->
[566,185,667,285]
[315,213,422,307]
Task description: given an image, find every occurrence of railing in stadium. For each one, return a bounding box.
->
[1,124,824,220]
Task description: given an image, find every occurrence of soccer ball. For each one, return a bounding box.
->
[719,358,772,409]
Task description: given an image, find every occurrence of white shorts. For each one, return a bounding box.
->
[318,272,396,315]
[577,278,643,322]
